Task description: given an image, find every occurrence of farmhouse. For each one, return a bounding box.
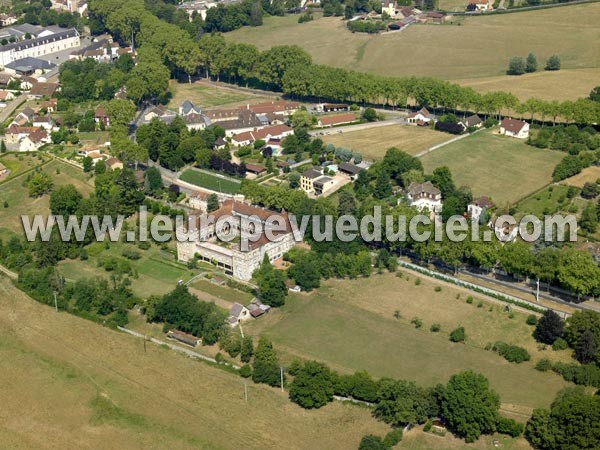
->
[500,118,529,139]
[166,330,201,347]
[144,105,177,124]
[467,0,492,11]
[424,12,445,24]
[105,157,123,170]
[406,107,436,125]
[317,113,357,128]
[337,161,364,180]
[28,82,59,99]
[405,181,442,214]
[177,200,296,280]
[228,303,251,327]
[41,98,58,112]
[0,90,14,101]
[467,196,494,221]
[94,106,110,128]
[460,114,483,129]
[230,124,293,148]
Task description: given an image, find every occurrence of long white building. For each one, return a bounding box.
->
[0,28,80,67]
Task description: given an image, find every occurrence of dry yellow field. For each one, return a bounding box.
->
[321,124,450,159]
[456,67,600,101]
[0,276,388,450]
[168,80,272,109]
[227,4,600,89]
[563,165,600,188]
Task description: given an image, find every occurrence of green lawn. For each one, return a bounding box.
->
[180,169,241,194]
[420,129,564,206]
[191,279,253,305]
[58,241,199,298]
[168,81,271,109]
[245,272,569,414]
[515,184,572,217]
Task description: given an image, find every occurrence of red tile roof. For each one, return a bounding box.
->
[319,113,357,126]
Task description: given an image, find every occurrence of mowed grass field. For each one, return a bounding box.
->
[226,4,600,94]
[321,124,450,159]
[0,276,389,450]
[180,168,241,194]
[0,158,95,237]
[420,129,564,205]
[168,80,272,109]
[245,271,569,417]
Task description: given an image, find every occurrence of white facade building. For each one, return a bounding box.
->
[0,28,80,67]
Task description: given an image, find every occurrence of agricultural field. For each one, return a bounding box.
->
[0,276,388,450]
[226,4,600,89]
[321,124,450,159]
[563,165,600,188]
[420,129,564,205]
[168,80,272,110]
[0,158,95,238]
[245,271,570,416]
[179,168,241,194]
[456,67,600,101]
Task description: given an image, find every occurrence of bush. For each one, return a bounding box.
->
[484,118,498,128]
[122,247,141,260]
[434,286,442,292]
[382,428,403,447]
[414,278,421,286]
[450,327,465,343]
[430,323,441,332]
[423,419,433,432]
[496,416,524,437]
[535,358,553,372]
[492,342,531,363]
[552,362,600,387]
[466,296,474,304]
[552,337,568,351]
[526,314,538,326]
[411,317,423,329]
[358,435,386,450]
[239,364,252,378]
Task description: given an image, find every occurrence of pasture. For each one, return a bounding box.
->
[0,158,94,237]
[420,130,564,205]
[0,276,388,450]
[321,124,450,159]
[246,271,569,415]
[168,80,271,109]
[179,168,241,194]
[226,4,600,88]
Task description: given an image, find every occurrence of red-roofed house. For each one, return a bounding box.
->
[231,124,293,147]
[500,118,529,139]
[316,113,357,128]
[95,106,110,128]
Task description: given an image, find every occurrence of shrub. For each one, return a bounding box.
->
[477,301,484,308]
[551,363,600,387]
[434,286,442,292]
[383,428,403,447]
[552,337,568,351]
[535,358,553,372]
[466,296,474,304]
[239,364,252,378]
[430,323,441,332]
[526,314,538,326]
[450,327,465,343]
[423,419,433,432]
[496,416,524,437]
[121,247,141,260]
[414,278,421,286]
[411,317,423,329]
[492,342,531,363]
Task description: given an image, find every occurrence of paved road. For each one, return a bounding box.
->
[0,96,25,124]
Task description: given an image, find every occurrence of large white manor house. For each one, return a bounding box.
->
[177,200,296,280]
